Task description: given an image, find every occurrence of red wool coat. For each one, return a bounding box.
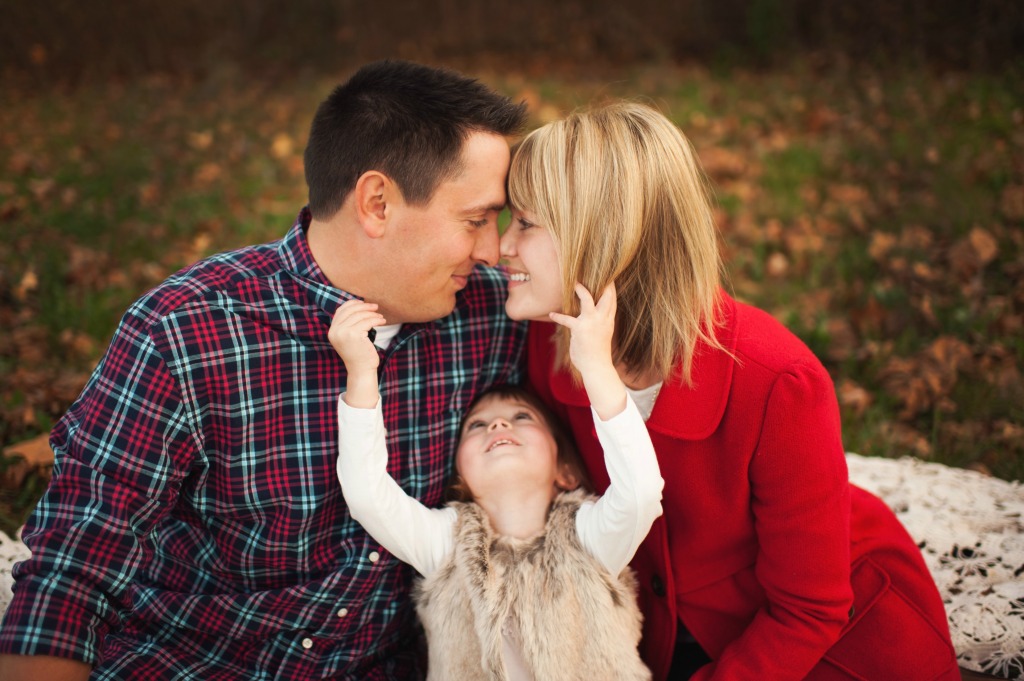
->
[528,293,960,681]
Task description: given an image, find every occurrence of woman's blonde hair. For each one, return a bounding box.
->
[508,102,726,384]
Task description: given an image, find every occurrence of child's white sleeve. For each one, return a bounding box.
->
[337,395,455,577]
[575,395,664,576]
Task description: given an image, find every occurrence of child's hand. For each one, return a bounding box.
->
[549,282,617,377]
[549,282,626,419]
[329,300,385,374]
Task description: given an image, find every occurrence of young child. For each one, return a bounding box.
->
[329,283,663,681]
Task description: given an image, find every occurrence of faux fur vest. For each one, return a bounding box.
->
[414,489,651,681]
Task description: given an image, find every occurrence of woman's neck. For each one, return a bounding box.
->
[616,363,664,391]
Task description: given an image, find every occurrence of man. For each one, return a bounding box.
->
[0,60,527,680]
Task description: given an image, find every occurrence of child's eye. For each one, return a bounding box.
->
[513,411,534,421]
[465,419,485,430]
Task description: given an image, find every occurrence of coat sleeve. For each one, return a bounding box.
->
[693,362,854,681]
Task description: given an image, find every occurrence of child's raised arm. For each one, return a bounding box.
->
[329,300,455,576]
[549,282,664,577]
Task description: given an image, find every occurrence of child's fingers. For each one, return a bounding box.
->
[595,282,617,316]
[333,300,379,323]
[343,312,386,333]
[574,283,596,311]
[548,311,577,329]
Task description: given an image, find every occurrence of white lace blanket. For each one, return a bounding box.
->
[847,453,1024,680]
[1,454,1022,678]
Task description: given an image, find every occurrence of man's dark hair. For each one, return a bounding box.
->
[304,60,527,219]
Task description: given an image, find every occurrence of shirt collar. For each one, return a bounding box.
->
[549,293,739,441]
[279,208,353,320]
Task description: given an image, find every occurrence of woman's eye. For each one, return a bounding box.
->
[516,217,534,231]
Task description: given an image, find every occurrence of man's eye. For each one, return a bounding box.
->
[470,218,489,228]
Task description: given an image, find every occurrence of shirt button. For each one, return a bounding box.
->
[368,551,380,563]
[301,637,314,650]
[337,607,349,618]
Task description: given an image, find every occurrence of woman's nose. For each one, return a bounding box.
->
[499,228,516,257]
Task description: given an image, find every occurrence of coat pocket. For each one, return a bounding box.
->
[817,556,956,681]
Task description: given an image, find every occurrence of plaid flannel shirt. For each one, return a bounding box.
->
[0,209,526,679]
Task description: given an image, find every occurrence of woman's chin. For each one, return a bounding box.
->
[503,303,556,323]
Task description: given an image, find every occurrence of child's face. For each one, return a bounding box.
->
[456,394,570,503]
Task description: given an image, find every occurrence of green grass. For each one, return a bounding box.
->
[1,59,1022,532]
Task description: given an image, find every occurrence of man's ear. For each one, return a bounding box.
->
[352,170,393,239]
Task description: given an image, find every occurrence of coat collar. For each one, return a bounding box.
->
[549,293,739,441]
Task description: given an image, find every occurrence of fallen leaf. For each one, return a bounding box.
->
[968,226,998,266]
[189,130,214,150]
[837,379,872,416]
[868,232,896,262]
[999,184,1024,221]
[270,133,294,159]
[14,268,38,302]
[2,433,54,489]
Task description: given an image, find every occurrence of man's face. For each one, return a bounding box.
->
[377,132,510,324]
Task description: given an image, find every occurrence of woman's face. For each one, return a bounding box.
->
[500,209,563,321]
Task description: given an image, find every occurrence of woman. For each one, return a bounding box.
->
[499,102,960,680]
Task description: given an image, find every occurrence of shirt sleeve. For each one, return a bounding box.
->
[336,396,455,577]
[0,313,196,664]
[575,395,664,576]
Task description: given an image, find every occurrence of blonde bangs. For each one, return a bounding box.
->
[510,103,726,384]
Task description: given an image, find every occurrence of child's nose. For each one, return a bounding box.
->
[487,418,511,432]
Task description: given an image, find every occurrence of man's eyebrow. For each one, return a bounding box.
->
[463,202,506,215]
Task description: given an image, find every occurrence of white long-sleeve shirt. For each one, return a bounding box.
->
[336,394,664,578]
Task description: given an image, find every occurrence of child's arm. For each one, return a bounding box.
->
[329,300,455,577]
[549,284,664,576]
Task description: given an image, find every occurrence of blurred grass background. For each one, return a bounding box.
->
[1,0,1022,535]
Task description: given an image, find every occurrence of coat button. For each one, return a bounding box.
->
[849,605,856,619]
[651,574,666,597]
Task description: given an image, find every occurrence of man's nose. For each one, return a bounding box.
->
[473,224,500,267]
